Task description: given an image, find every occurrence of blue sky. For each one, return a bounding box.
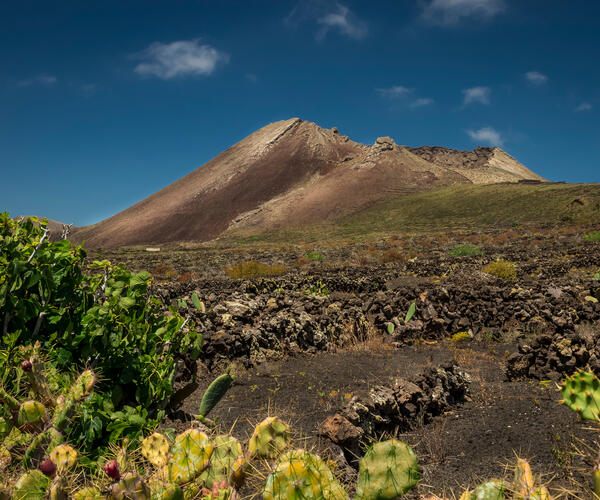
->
[1,0,598,225]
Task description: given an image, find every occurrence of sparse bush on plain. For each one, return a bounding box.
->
[483,259,517,280]
[583,230,600,242]
[448,244,484,257]
[305,251,324,261]
[226,260,287,279]
[379,247,406,263]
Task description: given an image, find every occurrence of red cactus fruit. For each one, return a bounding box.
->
[21,360,33,372]
[103,460,120,480]
[40,459,56,477]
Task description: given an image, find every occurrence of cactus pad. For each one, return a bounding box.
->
[49,444,78,472]
[355,439,420,500]
[198,435,243,489]
[198,373,234,418]
[142,433,170,467]
[72,488,104,500]
[529,487,552,500]
[70,370,96,401]
[108,473,151,500]
[13,470,51,500]
[513,458,534,498]
[248,417,290,459]
[264,449,348,500]
[148,479,184,500]
[168,429,213,484]
[0,446,10,472]
[470,480,506,500]
[17,401,46,428]
[560,370,600,421]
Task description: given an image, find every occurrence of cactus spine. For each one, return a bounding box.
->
[167,429,213,484]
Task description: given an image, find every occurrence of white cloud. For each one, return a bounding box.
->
[525,71,548,85]
[575,102,592,112]
[410,97,434,108]
[317,4,367,40]
[467,126,504,147]
[245,73,258,83]
[135,39,228,79]
[422,0,505,25]
[287,2,367,41]
[462,86,491,105]
[376,86,413,98]
[17,74,57,87]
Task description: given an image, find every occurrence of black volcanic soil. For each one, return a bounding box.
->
[91,226,600,498]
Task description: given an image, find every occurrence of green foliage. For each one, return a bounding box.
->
[560,370,600,422]
[305,252,324,262]
[404,302,416,324]
[0,214,203,454]
[225,261,287,279]
[583,231,600,242]
[355,439,420,500]
[448,244,484,257]
[593,269,600,280]
[482,260,517,280]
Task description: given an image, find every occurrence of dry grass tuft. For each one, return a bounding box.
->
[225,261,287,279]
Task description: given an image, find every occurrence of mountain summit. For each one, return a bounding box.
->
[74,118,544,247]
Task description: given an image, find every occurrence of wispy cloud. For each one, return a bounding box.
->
[575,101,592,112]
[376,86,413,98]
[245,73,258,83]
[17,74,57,87]
[462,86,491,106]
[467,126,504,147]
[134,39,228,79]
[525,71,548,85]
[410,97,434,108]
[422,0,505,25]
[286,1,367,41]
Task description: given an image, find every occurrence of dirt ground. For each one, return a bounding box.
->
[168,341,596,498]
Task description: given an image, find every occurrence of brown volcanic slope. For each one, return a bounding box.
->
[73,118,544,248]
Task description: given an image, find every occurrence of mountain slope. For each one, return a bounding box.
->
[73,118,545,248]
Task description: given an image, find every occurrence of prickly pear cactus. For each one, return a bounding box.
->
[53,370,96,431]
[13,470,51,500]
[230,455,248,489]
[108,473,151,500]
[168,429,213,484]
[148,479,184,500]
[248,417,290,459]
[17,401,46,428]
[142,432,170,467]
[561,370,600,422]
[528,487,552,500]
[49,444,78,472]
[513,458,534,498]
[355,439,420,500]
[470,480,506,500]
[72,487,104,500]
[197,374,234,418]
[198,435,243,489]
[263,449,348,500]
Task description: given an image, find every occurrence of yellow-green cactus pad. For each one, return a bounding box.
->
[264,449,348,500]
[17,401,46,428]
[198,435,243,489]
[49,444,78,472]
[13,470,51,500]
[249,417,290,459]
[561,370,600,422]
[142,433,171,467]
[470,480,506,500]
[168,429,213,484]
[72,487,104,500]
[355,439,420,500]
[108,473,151,500]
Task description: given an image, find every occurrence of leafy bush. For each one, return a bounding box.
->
[584,230,600,242]
[305,252,324,262]
[225,261,287,279]
[483,259,517,280]
[448,244,484,257]
[0,214,203,453]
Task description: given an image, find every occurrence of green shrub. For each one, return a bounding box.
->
[305,252,324,262]
[448,244,484,257]
[584,231,600,242]
[0,214,203,454]
[483,259,517,280]
[226,261,287,279]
